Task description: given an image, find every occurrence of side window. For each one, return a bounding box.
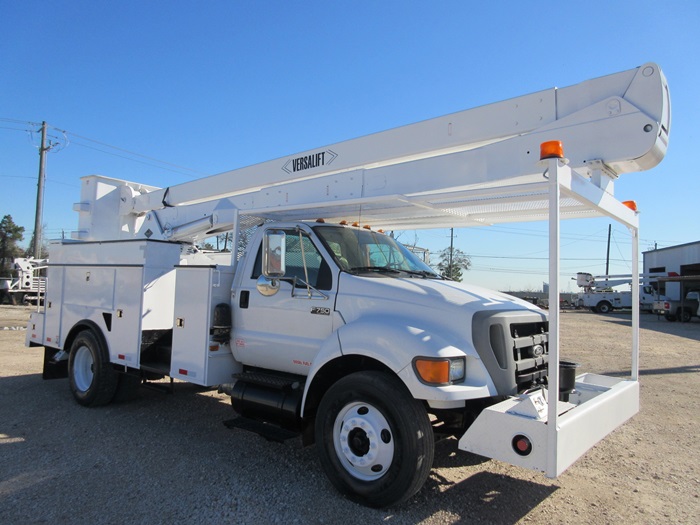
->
[251,230,332,290]
[284,233,331,290]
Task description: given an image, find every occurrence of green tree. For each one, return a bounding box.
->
[436,247,471,282]
[0,215,25,277]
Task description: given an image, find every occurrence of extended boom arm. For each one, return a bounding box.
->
[72,63,669,241]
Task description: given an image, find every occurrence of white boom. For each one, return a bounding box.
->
[72,62,669,242]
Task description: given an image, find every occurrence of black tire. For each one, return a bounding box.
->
[665,313,677,322]
[597,301,613,314]
[315,371,434,508]
[680,309,692,323]
[68,330,118,407]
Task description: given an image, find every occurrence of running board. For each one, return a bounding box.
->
[223,417,299,443]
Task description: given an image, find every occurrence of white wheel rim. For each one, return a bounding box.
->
[333,401,394,481]
[73,344,94,393]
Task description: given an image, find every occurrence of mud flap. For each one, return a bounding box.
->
[42,347,68,380]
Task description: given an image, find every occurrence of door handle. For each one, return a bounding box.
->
[240,290,250,309]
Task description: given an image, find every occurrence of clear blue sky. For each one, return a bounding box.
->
[1,1,697,291]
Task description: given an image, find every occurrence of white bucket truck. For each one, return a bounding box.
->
[27,63,670,507]
[574,272,665,313]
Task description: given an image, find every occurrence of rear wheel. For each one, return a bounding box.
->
[680,309,692,323]
[315,371,434,508]
[596,301,613,314]
[664,313,677,322]
[68,330,118,407]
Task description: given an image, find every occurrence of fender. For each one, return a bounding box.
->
[302,315,496,415]
[300,330,343,416]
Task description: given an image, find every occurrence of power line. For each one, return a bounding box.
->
[431,252,634,262]
[53,125,208,177]
[69,140,203,178]
[1,117,209,179]
[0,117,41,126]
[420,224,683,252]
[0,174,80,188]
[0,125,32,132]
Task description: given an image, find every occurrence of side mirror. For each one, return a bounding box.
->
[262,229,286,279]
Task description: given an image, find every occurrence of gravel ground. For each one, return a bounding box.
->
[1,305,699,524]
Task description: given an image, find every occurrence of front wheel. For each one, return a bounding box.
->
[315,371,434,508]
[68,330,118,407]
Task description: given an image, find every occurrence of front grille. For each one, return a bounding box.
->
[472,310,549,395]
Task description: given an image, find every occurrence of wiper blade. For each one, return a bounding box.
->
[399,269,442,279]
[347,266,401,274]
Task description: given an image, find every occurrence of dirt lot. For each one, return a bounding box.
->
[0,305,698,524]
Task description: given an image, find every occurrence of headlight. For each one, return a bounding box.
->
[413,357,466,385]
[449,358,465,382]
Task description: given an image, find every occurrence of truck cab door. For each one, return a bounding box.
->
[232,228,338,375]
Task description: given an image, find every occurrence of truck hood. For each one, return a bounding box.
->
[336,272,543,324]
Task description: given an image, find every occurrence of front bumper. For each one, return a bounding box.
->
[458,373,639,477]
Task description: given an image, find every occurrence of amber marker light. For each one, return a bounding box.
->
[414,359,450,384]
[622,200,638,212]
[540,140,564,160]
[413,357,466,385]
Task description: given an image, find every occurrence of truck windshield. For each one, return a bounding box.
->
[314,226,440,278]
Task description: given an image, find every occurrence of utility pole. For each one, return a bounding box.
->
[605,224,612,276]
[33,121,48,259]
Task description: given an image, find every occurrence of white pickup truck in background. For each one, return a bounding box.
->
[653,291,700,322]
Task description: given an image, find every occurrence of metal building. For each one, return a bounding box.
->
[643,241,700,300]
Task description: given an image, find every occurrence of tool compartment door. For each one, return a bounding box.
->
[171,265,237,385]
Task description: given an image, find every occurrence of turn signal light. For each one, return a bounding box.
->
[413,357,466,385]
[540,140,564,160]
[414,359,450,384]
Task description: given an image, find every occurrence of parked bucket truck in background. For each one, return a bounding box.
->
[0,258,47,305]
[26,63,670,507]
[574,272,664,313]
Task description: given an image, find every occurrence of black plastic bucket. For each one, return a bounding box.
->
[558,361,580,402]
